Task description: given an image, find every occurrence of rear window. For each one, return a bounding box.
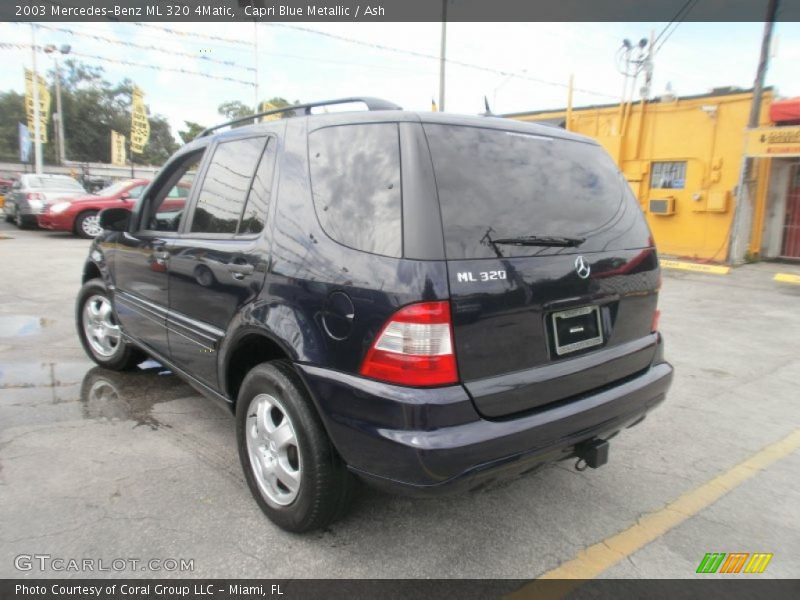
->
[27,176,84,191]
[423,124,651,259]
[309,123,402,258]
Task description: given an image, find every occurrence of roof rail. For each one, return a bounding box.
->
[198,97,402,138]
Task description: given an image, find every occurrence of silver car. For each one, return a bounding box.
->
[3,174,86,229]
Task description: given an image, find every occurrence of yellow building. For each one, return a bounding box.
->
[506,87,800,262]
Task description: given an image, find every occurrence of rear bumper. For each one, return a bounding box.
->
[17,204,43,216]
[296,357,673,496]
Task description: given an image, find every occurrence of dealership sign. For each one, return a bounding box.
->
[24,68,50,144]
[744,126,800,158]
[130,86,150,154]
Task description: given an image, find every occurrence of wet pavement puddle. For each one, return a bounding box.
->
[0,316,46,338]
[0,360,195,429]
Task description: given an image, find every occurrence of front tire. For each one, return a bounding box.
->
[236,361,355,533]
[76,278,144,370]
[75,210,102,239]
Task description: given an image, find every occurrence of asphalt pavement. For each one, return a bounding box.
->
[1,221,798,580]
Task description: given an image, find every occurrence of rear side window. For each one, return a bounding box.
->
[423,124,651,259]
[240,138,276,235]
[309,123,402,257]
[191,137,266,235]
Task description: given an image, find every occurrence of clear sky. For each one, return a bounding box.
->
[1,21,798,141]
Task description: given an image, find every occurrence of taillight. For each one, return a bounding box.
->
[26,192,44,201]
[651,309,661,333]
[359,301,458,387]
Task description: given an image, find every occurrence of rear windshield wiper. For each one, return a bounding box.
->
[491,235,585,247]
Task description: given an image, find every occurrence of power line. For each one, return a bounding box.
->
[22,24,439,79]
[0,42,256,87]
[32,23,255,72]
[268,23,618,99]
[653,0,700,54]
[131,22,251,46]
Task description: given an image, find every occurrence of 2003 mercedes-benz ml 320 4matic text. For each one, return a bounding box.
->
[76,98,673,532]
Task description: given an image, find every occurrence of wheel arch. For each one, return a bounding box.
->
[222,328,296,409]
[82,260,102,284]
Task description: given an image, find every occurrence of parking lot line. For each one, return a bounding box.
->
[508,428,800,593]
[774,273,800,285]
[660,259,731,275]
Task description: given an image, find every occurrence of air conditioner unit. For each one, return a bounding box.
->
[649,197,675,215]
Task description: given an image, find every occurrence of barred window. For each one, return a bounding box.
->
[650,161,687,189]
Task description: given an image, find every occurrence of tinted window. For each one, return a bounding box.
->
[240,138,275,235]
[97,181,130,196]
[127,185,145,199]
[145,151,203,232]
[423,124,651,259]
[190,137,265,235]
[309,123,402,257]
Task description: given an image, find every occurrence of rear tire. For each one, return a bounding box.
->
[75,210,102,239]
[15,208,34,230]
[76,278,144,370]
[236,360,355,533]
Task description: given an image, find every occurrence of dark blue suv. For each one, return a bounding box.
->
[76,98,673,532]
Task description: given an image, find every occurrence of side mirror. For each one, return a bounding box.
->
[119,193,130,201]
[98,207,130,232]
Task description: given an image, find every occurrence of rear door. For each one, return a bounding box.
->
[422,122,660,417]
[166,130,278,389]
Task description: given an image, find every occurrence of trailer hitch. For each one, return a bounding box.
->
[574,439,610,471]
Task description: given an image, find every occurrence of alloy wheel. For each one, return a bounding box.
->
[82,294,121,357]
[81,214,103,237]
[246,393,302,506]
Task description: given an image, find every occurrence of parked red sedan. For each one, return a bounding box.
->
[38,179,150,238]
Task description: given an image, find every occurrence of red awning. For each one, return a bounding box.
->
[770,97,800,124]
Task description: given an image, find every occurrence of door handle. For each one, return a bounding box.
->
[227,262,254,279]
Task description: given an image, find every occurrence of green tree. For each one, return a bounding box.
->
[0,60,179,166]
[178,121,207,144]
[216,97,299,128]
[0,91,26,163]
[217,100,253,123]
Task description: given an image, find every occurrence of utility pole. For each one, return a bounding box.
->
[54,57,62,164]
[30,24,43,175]
[44,44,70,165]
[728,0,779,264]
[438,0,447,112]
[253,22,259,112]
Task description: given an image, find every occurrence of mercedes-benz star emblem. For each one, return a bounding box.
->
[575,256,591,279]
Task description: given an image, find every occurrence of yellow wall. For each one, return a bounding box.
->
[511,91,773,260]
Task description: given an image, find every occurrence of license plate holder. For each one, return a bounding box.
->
[551,305,603,356]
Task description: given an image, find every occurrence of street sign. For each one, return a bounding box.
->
[18,123,31,163]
